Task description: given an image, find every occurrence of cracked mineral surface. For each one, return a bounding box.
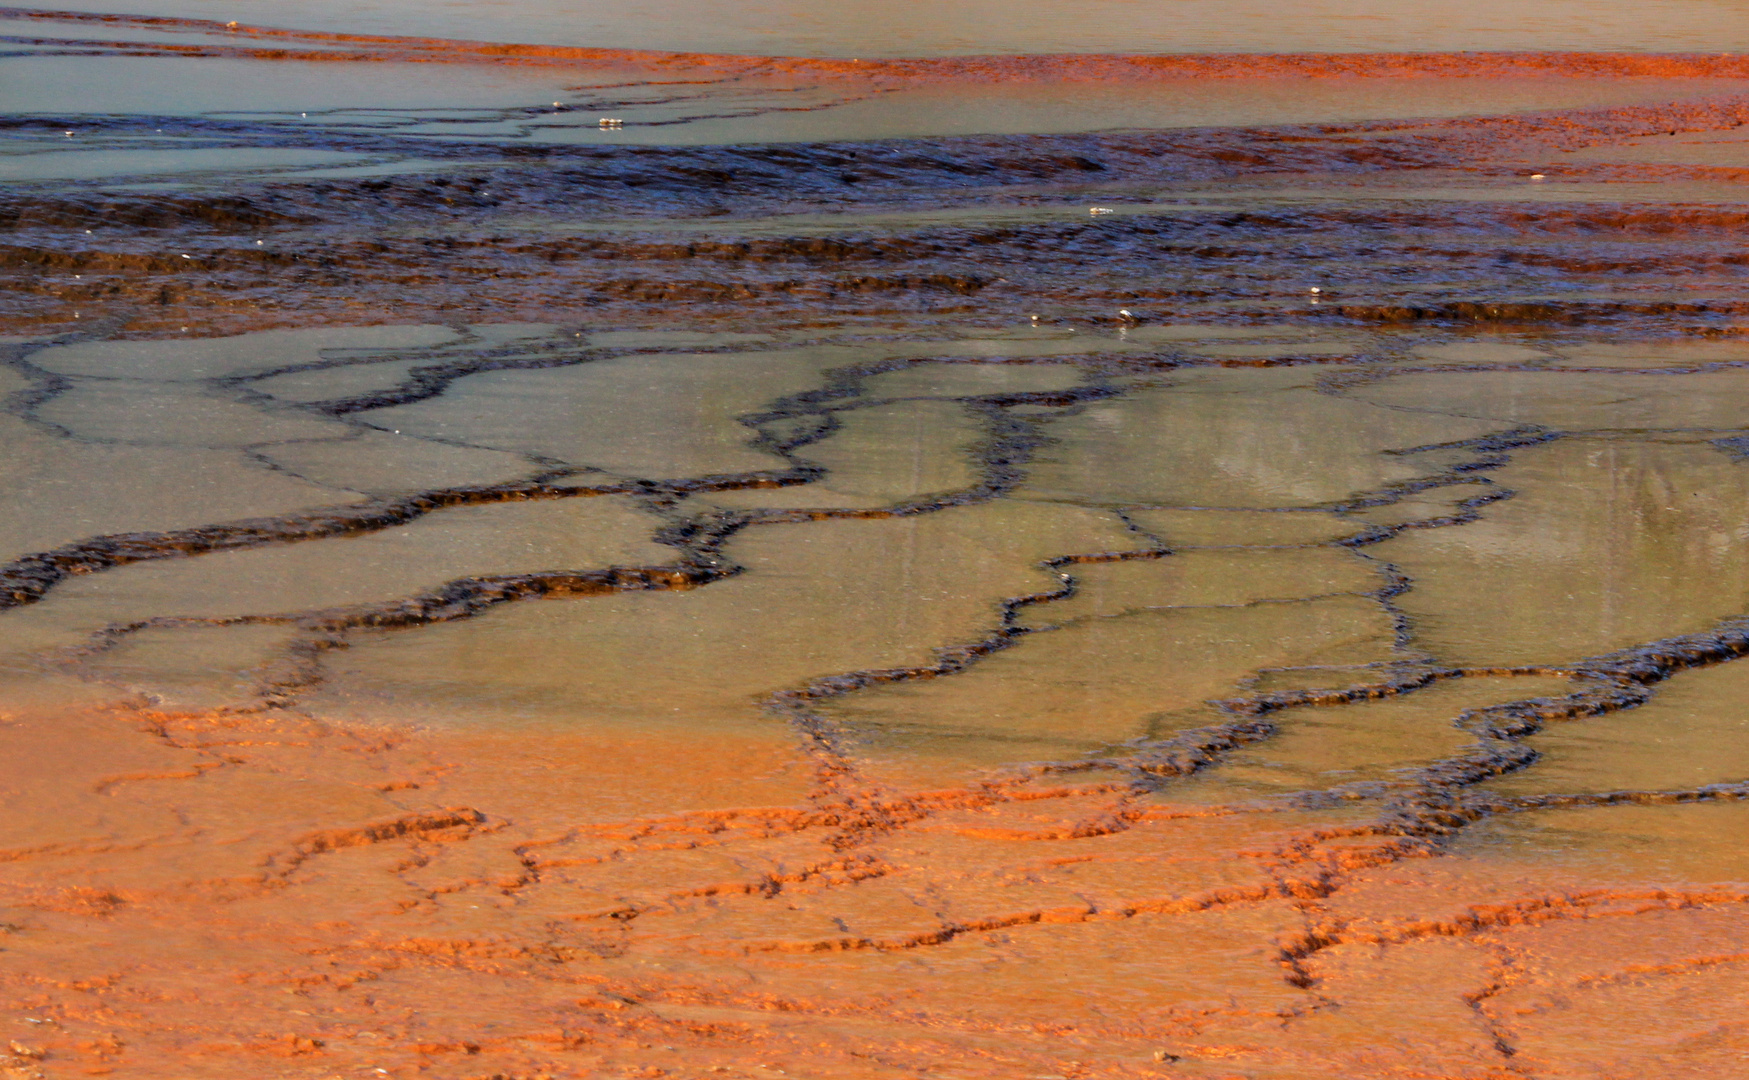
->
[7,6,1749,1078]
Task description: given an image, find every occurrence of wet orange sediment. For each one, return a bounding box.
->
[4,690,1749,1078]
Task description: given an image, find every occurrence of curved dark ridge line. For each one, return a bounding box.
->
[0,320,148,431]
[1028,664,1578,787]
[103,562,724,641]
[240,345,599,416]
[755,409,1550,802]
[40,365,1119,712]
[711,354,1134,526]
[660,391,1117,578]
[225,332,593,382]
[1474,782,1749,813]
[744,407,840,463]
[764,544,1170,775]
[224,330,898,421]
[1032,604,1496,786]
[1369,426,1557,459]
[287,336,909,417]
[1338,486,1517,550]
[1032,589,1425,630]
[1259,428,1556,551]
[1211,665,1579,718]
[1010,554,1423,655]
[1038,420,1570,778]
[2,343,1122,622]
[788,578,1421,793]
[0,470,810,610]
[70,560,744,713]
[1572,618,1749,687]
[736,396,1111,526]
[1111,506,1168,551]
[1035,639,1749,927]
[0,348,76,431]
[661,395,1100,616]
[1346,549,1417,653]
[66,495,758,708]
[734,375,1159,724]
[740,350,1127,428]
[6,328,586,478]
[0,342,589,472]
[1349,618,1749,843]
[1062,716,1285,786]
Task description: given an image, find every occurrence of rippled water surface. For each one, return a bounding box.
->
[6,3,1749,1078]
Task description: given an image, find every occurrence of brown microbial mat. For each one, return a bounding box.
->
[9,13,1749,1080]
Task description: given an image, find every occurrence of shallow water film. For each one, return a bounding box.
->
[9,5,1749,1079]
